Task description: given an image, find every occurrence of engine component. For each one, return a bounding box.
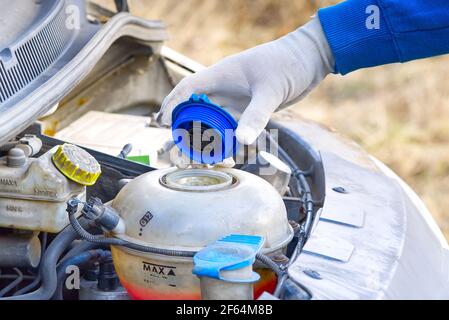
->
[79,278,129,300]
[2,221,86,300]
[109,166,293,300]
[80,197,125,234]
[79,257,129,300]
[97,256,119,291]
[6,148,27,168]
[16,135,43,157]
[0,145,90,233]
[52,144,102,186]
[0,135,42,158]
[241,151,292,195]
[117,143,133,159]
[54,111,173,169]
[66,201,196,258]
[193,235,264,300]
[171,94,239,164]
[0,233,41,268]
[67,205,287,299]
[54,248,109,300]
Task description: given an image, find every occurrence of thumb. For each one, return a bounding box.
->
[235,90,281,145]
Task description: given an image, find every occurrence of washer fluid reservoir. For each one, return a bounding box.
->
[110,167,294,300]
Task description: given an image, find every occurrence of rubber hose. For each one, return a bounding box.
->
[59,241,108,266]
[0,268,23,297]
[0,142,19,153]
[255,253,285,278]
[69,212,195,258]
[13,233,48,296]
[70,209,287,284]
[0,223,88,300]
[0,275,35,280]
[69,203,289,298]
[53,249,110,300]
[274,274,288,297]
[265,131,315,298]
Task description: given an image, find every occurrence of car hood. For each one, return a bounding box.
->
[0,0,167,145]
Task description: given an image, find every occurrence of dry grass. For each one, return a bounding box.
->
[95,0,449,239]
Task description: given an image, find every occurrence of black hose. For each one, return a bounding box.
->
[59,241,108,266]
[0,141,19,153]
[1,225,83,300]
[0,268,23,297]
[266,131,315,298]
[69,202,286,285]
[53,249,109,300]
[13,233,48,296]
[67,171,304,300]
[267,132,315,250]
[68,207,196,258]
[274,274,289,297]
[0,274,35,280]
[255,253,285,278]
[288,174,314,267]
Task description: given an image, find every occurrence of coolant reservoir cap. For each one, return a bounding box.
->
[193,235,264,283]
[172,94,239,164]
[52,144,101,186]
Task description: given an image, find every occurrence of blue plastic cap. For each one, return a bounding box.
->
[171,94,239,165]
[192,234,265,283]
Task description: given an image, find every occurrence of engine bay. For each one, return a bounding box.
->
[0,0,446,303]
[0,2,322,299]
[0,119,318,300]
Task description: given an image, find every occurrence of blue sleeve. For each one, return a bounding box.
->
[318,0,449,75]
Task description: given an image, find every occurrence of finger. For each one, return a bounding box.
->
[159,71,226,126]
[159,82,195,126]
[158,62,248,126]
[236,89,281,145]
[170,147,191,169]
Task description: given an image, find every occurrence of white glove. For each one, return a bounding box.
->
[158,16,334,145]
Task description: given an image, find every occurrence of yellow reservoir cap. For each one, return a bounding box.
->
[52,144,101,186]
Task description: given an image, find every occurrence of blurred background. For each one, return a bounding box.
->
[95,0,449,239]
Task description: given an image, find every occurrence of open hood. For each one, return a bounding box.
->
[0,0,167,145]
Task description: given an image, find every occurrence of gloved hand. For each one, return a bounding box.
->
[158,16,334,145]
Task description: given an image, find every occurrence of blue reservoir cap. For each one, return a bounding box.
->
[192,234,265,283]
[171,94,239,164]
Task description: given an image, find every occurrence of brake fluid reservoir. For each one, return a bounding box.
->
[0,144,100,232]
[110,167,293,300]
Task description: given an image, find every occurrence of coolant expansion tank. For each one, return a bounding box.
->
[110,167,293,300]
